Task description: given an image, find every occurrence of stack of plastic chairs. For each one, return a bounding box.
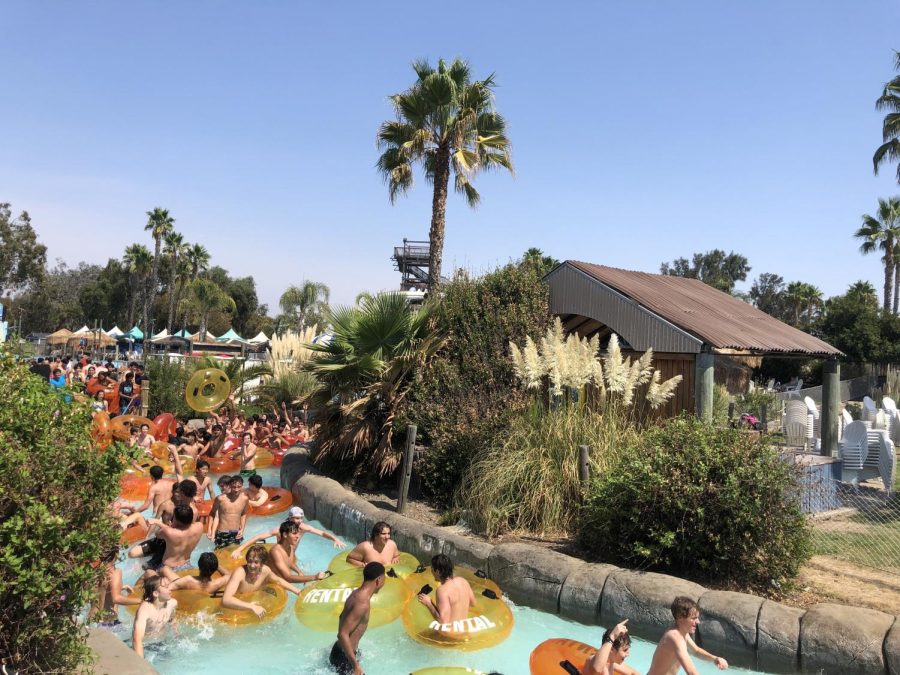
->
[783,399,810,448]
[839,421,868,471]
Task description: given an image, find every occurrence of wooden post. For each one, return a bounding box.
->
[694,352,715,422]
[578,445,590,489]
[760,405,768,434]
[141,380,150,418]
[728,401,735,425]
[397,424,417,513]
[821,360,840,457]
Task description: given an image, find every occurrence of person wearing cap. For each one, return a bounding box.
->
[229,506,346,561]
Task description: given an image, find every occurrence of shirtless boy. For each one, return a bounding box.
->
[136,424,155,453]
[145,504,204,572]
[345,521,400,568]
[132,576,177,660]
[132,466,175,515]
[244,474,269,508]
[230,431,258,478]
[264,521,328,584]
[221,544,302,619]
[163,551,230,594]
[332,561,385,675]
[582,619,638,675]
[416,554,474,624]
[232,506,345,561]
[208,475,249,548]
[647,596,728,675]
[91,546,141,623]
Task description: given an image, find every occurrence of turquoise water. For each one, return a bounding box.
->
[111,468,771,675]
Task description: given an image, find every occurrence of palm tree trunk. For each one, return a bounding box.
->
[885,256,894,314]
[894,261,899,315]
[127,278,137,327]
[167,266,179,331]
[147,238,162,335]
[172,278,185,329]
[200,312,208,343]
[427,145,451,289]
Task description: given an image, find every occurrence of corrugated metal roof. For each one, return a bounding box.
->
[561,261,843,357]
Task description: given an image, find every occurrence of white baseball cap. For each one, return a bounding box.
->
[288,506,304,519]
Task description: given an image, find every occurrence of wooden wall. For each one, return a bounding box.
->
[621,350,696,420]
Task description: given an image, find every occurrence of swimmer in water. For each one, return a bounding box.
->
[345,521,400,568]
[416,553,474,624]
[331,561,385,675]
[221,544,302,619]
[582,619,638,675]
[647,596,728,675]
[132,576,177,660]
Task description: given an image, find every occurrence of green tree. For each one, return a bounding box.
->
[179,243,210,329]
[376,58,514,289]
[305,293,446,478]
[521,247,560,277]
[817,282,882,363]
[660,249,750,294]
[749,272,790,321]
[163,231,187,330]
[143,207,175,335]
[123,243,152,328]
[78,259,130,329]
[179,278,236,342]
[277,281,330,333]
[0,203,47,297]
[854,196,900,313]
[874,51,900,183]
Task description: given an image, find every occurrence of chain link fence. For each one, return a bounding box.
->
[803,472,900,574]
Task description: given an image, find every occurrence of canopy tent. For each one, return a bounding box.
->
[248,331,270,344]
[151,328,169,341]
[215,327,246,342]
[47,328,74,346]
[172,329,193,339]
[73,325,91,335]
[124,326,144,340]
[105,325,125,338]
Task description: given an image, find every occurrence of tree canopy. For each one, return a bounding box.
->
[660,249,750,294]
[0,203,46,297]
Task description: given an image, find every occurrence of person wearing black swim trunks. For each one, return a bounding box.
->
[330,561,385,675]
[208,475,248,549]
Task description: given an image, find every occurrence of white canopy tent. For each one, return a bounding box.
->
[248,331,270,345]
[105,325,125,338]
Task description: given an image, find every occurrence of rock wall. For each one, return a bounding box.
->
[281,449,900,674]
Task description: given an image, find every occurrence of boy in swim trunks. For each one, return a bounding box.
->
[331,561,385,675]
[231,506,346,561]
[145,504,204,573]
[163,551,230,594]
[208,475,249,548]
[230,431,258,478]
[647,596,728,674]
[132,575,177,660]
[345,521,401,567]
[245,474,269,509]
[265,520,328,584]
[221,544,302,619]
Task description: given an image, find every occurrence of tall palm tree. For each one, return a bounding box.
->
[163,231,186,330]
[854,197,900,312]
[179,278,236,342]
[784,282,807,327]
[278,281,330,332]
[122,243,153,328]
[179,243,210,329]
[874,51,900,183]
[143,208,175,336]
[376,58,513,289]
[802,284,824,325]
[305,293,446,477]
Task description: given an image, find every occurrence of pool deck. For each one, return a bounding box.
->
[89,628,159,675]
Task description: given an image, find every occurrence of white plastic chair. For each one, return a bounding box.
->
[839,421,868,470]
[863,396,877,422]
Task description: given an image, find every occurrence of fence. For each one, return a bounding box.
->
[775,375,878,406]
[802,471,900,575]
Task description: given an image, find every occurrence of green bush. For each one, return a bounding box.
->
[578,416,811,592]
[735,387,777,421]
[462,404,637,537]
[0,354,129,672]
[403,259,551,507]
[146,356,193,418]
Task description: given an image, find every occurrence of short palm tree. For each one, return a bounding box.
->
[376,58,513,289]
[854,197,900,312]
[179,278,236,342]
[277,281,330,333]
[874,51,900,183]
[304,293,446,477]
[163,231,186,330]
[122,243,152,328]
[144,208,175,335]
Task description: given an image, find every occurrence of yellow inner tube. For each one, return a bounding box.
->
[184,368,231,413]
[401,570,513,651]
[294,568,411,632]
[328,551,421,580]
[411,669,487,675]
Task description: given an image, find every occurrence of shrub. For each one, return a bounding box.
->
[735,387,777,422]
[578,416,811,592]
[146,356,193,418]
[404,259,551,507]
[0,354,128,672]
[463,404,638,537]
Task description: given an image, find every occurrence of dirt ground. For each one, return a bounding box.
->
[356,488,900,615]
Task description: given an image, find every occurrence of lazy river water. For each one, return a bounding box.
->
[109,467,774,675]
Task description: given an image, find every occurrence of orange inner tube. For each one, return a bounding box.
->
[110,415,157,441]
[152,412,177,440]
[529,638,596,675]
[249,487,294,516]
[91,411,113,450]
[205,455,240,473]
[119,473,152,500]
[120,523,149,546]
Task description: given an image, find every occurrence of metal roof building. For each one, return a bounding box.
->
[546,261,843,454]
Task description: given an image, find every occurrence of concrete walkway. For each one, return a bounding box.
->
[88,628,159,675]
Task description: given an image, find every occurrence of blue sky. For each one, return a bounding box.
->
[3,1,900,312]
